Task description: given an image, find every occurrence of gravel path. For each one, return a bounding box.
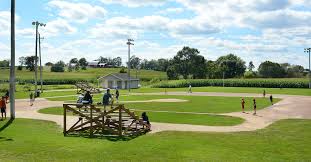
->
[7,92,311,133]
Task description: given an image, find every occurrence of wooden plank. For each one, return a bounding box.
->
[63,105,67,136]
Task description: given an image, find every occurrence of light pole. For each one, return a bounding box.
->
[9,0,15,119]
[127,39,134,93]
[32,21,46,97]
[304,48,311,89]
[39,33,44,93]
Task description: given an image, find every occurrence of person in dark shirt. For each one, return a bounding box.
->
[270,95,273,105]
[141,112,151,130]
[83,91,93,104]
[253,98,257,115]
[102,89,112,111]
[115,89,120,103]
[241,98,245,113]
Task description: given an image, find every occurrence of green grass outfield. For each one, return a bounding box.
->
[47,95,277,113]
[38,107,245,126]
[0,119,310,161]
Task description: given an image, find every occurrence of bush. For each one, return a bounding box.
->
[151,79,309,88]
[244,71,257,78]
[119,68,127,73]
[17,66,23,71]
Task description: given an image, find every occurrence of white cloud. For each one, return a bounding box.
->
[44,18,77,37]
[101,0,167,7]
[48,0,107,23]
[157,7,184,15]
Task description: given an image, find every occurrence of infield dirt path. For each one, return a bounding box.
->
[7,92,311,133]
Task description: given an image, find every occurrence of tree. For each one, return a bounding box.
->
[78,58,88,70]
[167,66,179,80]
[112,57,122,67]
[25,56,38,71]
[248,61,255,71]
[206,60,218,79]
[157,59,169,71]
[171,46,206,79]
[0,60,10,67]
[258,61,286,78]
[19,56,25,66]
[130,55,141,69]
[215,54,246,78]
[69,58,78,64]
[287,64,305,78]
[51,61,65,72]
[45,62,53,66]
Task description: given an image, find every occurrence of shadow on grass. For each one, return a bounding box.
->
[0,118,15,142]
[64,131,149,142]
[0,118,14,132]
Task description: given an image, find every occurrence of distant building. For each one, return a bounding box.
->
[98,73,140,89]
[88,60,114,68]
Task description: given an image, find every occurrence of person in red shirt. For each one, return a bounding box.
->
[0,96,7,120]
[241,98,245,113]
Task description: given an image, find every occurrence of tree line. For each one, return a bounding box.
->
[128,46,308,80]
[2,47,307,78]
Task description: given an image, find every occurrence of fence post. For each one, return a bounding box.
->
[63,104,66,136]
[90,105,93,137]
[118,106,122,137]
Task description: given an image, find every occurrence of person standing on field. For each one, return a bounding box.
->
[30,92,34,106]
[270,95,273,105]
[102,89,112,112]
[0,96,7,120]
[241,98,245,113]
[263,89,266,98]
[188,84,192,93]
[253,98,257,115]
[115,89,120,103]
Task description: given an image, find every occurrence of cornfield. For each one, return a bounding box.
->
[151,79,309,88]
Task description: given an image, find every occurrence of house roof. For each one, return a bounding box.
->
[88,61,99,66]
[98,73,139,81]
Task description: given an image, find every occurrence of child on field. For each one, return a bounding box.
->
[188,84,192,93]
[115,89,119,103]
[30,92,34,106]
[263,89,266,98]
[253,98,257,115]
[241,98,245,113]
[270,95,273,105]
[0,96,7,120]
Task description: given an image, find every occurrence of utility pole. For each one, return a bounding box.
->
[127,39,134,93]
[304,48,311,89]
[39,33,44,93]
[9,0,15,119]
[32,21,46,97]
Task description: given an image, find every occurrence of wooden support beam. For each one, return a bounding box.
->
[63,105,67,136]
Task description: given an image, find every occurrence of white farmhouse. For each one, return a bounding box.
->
[98,73,140,89]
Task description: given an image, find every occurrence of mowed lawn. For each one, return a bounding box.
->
[45,95,277,113]
[0,119,310,161]
[38,107,244,126]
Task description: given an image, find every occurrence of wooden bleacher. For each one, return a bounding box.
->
[63,104,150,137]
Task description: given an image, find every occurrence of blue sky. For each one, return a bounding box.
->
[0,0,311,68]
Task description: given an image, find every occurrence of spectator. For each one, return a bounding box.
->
[0,96,6,120]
